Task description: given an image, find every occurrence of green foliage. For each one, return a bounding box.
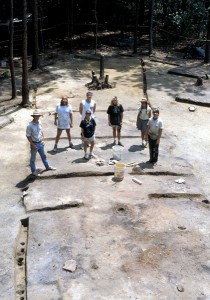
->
[156,0,207,41]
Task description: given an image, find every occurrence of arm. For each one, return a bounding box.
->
[54,112,58,126]
[81,128,85,139]
[93,102,96,113]
[156,128,163,144]
[27,136,37,149]
[145,123,150,141]
[70,112,73,128]
[120,105,124,124]
[108,114,111,126]
[136,109,140,127]
[79,102,83,116]
[93,119,96,133]
[120,112,123,124]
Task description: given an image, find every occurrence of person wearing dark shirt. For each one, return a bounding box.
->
[107,96,124,146]
[80,109,96,159]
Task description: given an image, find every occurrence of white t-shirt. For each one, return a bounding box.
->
[81,99,95,120]
[56,104,73,129]
[148,117,163,140]
[138,107,151,120]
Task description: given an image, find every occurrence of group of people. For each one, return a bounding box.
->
[26,91,163,176]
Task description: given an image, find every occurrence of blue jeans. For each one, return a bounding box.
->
[30,141,50,173]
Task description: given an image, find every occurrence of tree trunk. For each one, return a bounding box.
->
[133,0,139,54]
[9,0,17,99]
[31,0,40,70]
[94,0,98,55]
[66,0,74,53]
[21,0,30,107]
[149,0,154,55]
[205,8,210,63]
[99,55,104,80]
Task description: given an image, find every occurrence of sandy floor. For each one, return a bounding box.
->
[1,50,210,299]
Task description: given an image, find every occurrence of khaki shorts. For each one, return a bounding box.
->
[84,134,95,143]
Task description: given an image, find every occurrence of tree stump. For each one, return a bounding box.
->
[85,71,114,90]
[102,75,112,89]
[195,76,203,86]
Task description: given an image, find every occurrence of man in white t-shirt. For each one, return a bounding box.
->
[79,91,96,148]
[146,109,163,164]
[53,96,74,152]
[79,91,96,120]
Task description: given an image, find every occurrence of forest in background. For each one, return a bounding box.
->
[1,0,210,105]
[1,0,210,55]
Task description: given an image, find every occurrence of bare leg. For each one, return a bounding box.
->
[89,140,94,153]
[66,129,71,143]
[117,128,121,142]
[112,127,117,139]
[55,129,62,144]
[84,139,88,153]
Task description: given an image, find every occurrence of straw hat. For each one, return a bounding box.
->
[31,110,43,116]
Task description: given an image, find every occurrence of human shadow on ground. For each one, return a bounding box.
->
[128,144,144,152]
[138,161,156,170]
[72,157,90,163]
[99,143,114,150]
[47,146,70,155]
[16,175,38,189]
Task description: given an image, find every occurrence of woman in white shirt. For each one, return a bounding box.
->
[136,98,151,147]
[53,96,74,152]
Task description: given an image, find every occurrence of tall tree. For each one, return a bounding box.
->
[205,7,210,63]
[67,0,74,53]
[9,0,17,99]
[94,0,98,54]
[133,0,140,54]
[21,0,30,107]
[149,0,154,55]
[31,0,40,70]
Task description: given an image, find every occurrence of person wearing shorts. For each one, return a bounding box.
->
[136,98,151,147]
[107,96,124,146]
[53,96,74,152]
[79,91,96,149]
[80,109,96,159]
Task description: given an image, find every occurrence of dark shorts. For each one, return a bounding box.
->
[137,119,148,132]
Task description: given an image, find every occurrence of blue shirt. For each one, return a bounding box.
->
[26,120,43,142]
[80,118,96,138]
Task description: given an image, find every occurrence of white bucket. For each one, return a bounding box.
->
[114,163,126,181]
[112,145,124,161]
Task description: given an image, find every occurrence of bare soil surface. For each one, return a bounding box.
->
[0,49,210,299]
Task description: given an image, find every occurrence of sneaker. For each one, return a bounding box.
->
[114,140,117,145]
[46,166,56,171]
[84,153,89,160]
[89,153,97,159]
[32,170,40,177]
[144,141,148,147]
[69,142,74,149]
[118,141,124,147]
[53,144,57,152]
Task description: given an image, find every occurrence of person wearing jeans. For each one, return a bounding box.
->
[26,110,56,176]
[146,109,163,164]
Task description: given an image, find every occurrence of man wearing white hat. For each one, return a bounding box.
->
[26,110,56,176]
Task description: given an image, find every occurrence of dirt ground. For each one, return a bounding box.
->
[0,49,210,300]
